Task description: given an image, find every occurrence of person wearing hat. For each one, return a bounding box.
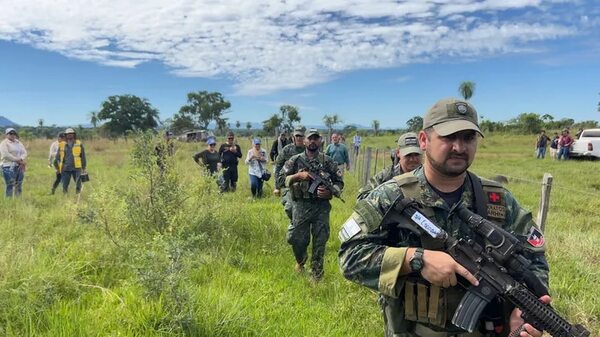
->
[325,133,350,176]
[0,128,28,197]
[244,138,268,198]
[193,136,221,175]
[270,131,292,162]
[54,127,87,195]
[49,132,66,194]
[274,125,306,230]
[218,131,242,192]
[280,128,344,282]
[356,132,422,200]
[557,128,573,160]
[339,98,550,337]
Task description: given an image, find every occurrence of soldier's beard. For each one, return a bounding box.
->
[426,151,471,177]
[307,143,319,152]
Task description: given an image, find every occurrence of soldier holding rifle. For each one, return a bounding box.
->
[339,98,552,337]
[280,128,344,282]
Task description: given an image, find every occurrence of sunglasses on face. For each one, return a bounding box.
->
[228,137,234,140]
[8,132,16,135]
[209,144,216,146]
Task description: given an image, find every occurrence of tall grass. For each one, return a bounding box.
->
[0,133,597,336]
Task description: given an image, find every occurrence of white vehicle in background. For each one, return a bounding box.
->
[570,128,600,159]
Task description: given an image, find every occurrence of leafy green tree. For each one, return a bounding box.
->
[372,120,380,136]
[170,113,196,132]
[262,114,283,135]
[97,95,159,136]
[235,120,241,129]
[246,121,252,131]
[279,105,301,133]
[406,116,423,132]
[459,81,476,100]
[178,91,231,130]
[509,113,543,134]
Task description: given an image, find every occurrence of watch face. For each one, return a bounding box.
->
[410,258,423,272]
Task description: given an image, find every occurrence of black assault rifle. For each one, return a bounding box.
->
[297,156,344,202]
[386,198,589,337]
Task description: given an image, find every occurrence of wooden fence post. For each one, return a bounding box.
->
[374,149,379,174]
[362,147,372,186]
[536,173,553,232]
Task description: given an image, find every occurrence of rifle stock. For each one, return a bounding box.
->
[394,198,590,337]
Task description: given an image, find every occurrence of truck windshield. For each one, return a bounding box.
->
[582,130,600,137]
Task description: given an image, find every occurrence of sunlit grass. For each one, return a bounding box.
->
[0,134,597,336]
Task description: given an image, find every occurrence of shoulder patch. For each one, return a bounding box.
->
[392,172,418,187]
[480,177,504,188]
[339,216,361,242]
[354,199,384,233]
[526,226,545,247]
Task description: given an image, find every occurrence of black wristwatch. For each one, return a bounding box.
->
[409,248,425,273]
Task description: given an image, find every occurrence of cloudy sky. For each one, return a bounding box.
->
[0,0,598,128]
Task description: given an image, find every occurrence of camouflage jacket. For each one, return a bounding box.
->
[275,143,305,189]
[279,151,344,201]
[356,163,404,201]
[339,166,549,301]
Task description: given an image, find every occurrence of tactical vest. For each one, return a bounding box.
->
[386,171,507,335]
[57,140,83,172]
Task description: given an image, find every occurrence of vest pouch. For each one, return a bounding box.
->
[290,181,309,201]
[404,280,448,329]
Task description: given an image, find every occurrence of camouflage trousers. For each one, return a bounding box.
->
[281,188,294,222]
[286,199,331,277]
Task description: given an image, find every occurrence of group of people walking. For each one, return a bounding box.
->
[0,127,87,198]
[193,131,268,198]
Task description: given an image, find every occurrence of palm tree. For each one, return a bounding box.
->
[459,81,476,100]
[323,114,341,141]
[372,120,380,136]
[89,111,98,129]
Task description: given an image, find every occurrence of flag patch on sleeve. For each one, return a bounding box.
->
[527,227,545,247]
[339,217,361,243]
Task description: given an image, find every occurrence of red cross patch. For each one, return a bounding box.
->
[527,227,545,247]
[488,192,501,204]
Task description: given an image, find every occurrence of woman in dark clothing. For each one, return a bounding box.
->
[193,137,221,174]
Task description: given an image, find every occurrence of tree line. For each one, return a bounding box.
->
[23,83,600,139]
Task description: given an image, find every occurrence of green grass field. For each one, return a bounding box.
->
[0,134,598,336]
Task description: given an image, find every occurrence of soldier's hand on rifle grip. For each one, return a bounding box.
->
[509,295,551,337]
[294,171,311,181]
[418,250,479,288]
[317,185,332,199]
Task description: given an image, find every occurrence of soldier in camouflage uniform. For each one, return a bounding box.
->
[280,129,344,281]
[339,98,550,337]
[274,126,306,222]
[357,132,423,200]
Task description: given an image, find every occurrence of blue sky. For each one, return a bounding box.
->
[0,0,599,129]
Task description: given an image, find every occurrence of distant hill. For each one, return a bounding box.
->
[0,116,19,128]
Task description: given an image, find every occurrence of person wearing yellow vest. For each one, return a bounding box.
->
[54,128,87,194]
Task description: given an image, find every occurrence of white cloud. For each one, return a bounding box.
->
[0,0,587,94]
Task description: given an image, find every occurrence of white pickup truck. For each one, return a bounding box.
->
[570,128,600,159]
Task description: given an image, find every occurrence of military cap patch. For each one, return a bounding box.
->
[456,103,468,114]
[527,227,545,247]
